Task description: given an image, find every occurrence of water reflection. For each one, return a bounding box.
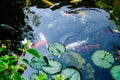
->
[23,5,120,80]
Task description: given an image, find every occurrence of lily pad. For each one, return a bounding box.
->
[92,50,114,68]
[111,65,120,80]
[30,56,48,70]
[48,42,65,57]
[42,59,62,74]
[61,66,81,80]
[52,74,65,80]
[30,71,48,80]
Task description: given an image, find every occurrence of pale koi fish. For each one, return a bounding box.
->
[31,32,48,48]
[66,37,89,50]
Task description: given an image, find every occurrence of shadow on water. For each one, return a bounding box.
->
[22,4,120,80]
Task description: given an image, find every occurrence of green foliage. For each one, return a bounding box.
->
[30,71,48,80]
[48,42,65,57]
[0,54,19,79]
[30,56,48,70]
[27,48,40,58]
[92,50,114,68]
[110,65,120,80]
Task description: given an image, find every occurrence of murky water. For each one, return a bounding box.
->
[22,6,120,80]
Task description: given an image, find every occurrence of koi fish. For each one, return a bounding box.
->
[31,32,48,48]
[66,37,89,50]
[77,44,100,52]
[115,50,120,60]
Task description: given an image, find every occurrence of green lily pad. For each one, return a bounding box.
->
[42,59,62,74]
[92,50,114,68]
[52,74,65,80]
[61,67,81,80]
[111,65,120,80]
[48,42,65,57]
[30,73,39,80]
[30,71,48,80]
[30,56,48,70]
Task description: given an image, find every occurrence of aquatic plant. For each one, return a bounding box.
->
[92,50,114,68]
[110,65,120,80]
[30,71,48,80]
[48,42,66,57]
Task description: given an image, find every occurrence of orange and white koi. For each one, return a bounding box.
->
[77,44,100,52]
[31,32,48,48]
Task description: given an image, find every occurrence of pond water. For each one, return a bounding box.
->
[22,5,120,80]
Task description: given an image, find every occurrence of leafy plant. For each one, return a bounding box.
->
[30,71,48,80]
[92,50,114,68]
[111,65,120,80]
[48,42,65,57]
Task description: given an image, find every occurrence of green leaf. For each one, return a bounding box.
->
[0,66,6,72]
[14,71,21,80]
[38,71,48,80]
[18,48,24,51]
[52,74,65,80]
[61,67,81,80]
[92,50,114,68]
[27,48,40,58]
[30,73,39,80]
[22,58,29,65]
[30,56,48,70]
[42,59,62,74]
[48,43,65,57]
[111,65,120,80]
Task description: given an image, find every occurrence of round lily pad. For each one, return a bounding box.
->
[92,50,114,68]
[61,67,81,80]
[30,56,48,70]
[42,59,62,74]
[30,71,48,80]
[111,65,120,80]
[48,42,65,57]
[30,73,39,80]
[52,74,65,80]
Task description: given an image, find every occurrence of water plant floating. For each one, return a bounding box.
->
[42,59,62,75]
[30,56,48,70]
[30,70,48,80]
[61,67,81,80]
[110,65,120,80]
[92,50,114,68]
[48,42,65,57]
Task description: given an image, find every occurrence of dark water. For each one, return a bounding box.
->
[22,6,120,80]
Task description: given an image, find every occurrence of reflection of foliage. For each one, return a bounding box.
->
[94,0,120,26]
[85,63,95,80]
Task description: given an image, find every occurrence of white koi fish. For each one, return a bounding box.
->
[66,37,89,50]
